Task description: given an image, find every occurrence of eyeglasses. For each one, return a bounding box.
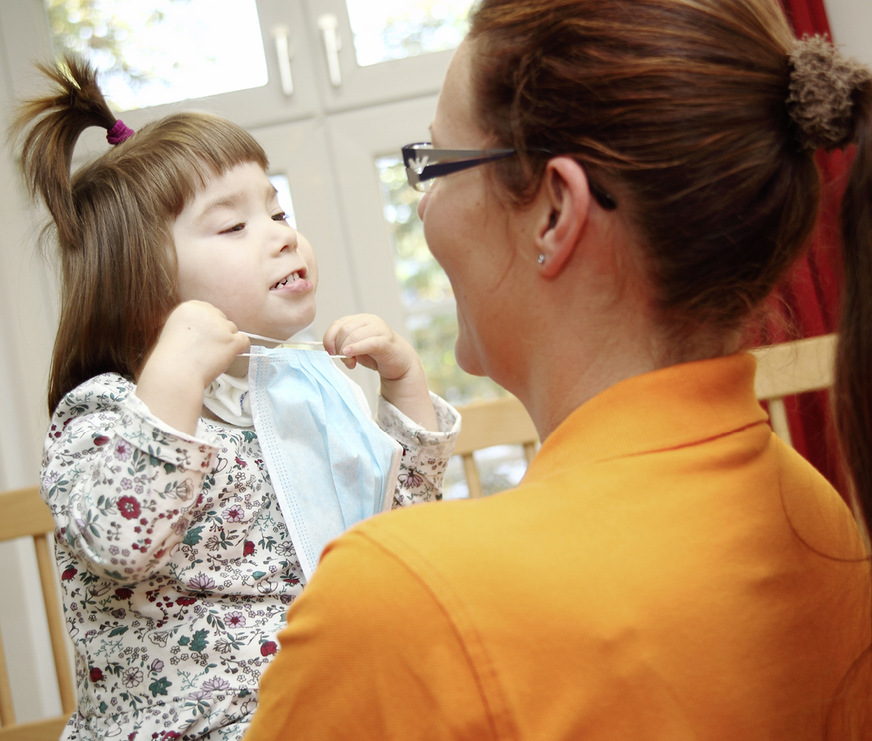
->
[402,143,514,193]
[401,142,617,210]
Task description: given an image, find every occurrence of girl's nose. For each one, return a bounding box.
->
[278,225,299,253]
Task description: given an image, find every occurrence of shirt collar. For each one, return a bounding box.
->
[526,353,767,479]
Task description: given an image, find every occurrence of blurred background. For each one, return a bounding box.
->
[0,0,869,722]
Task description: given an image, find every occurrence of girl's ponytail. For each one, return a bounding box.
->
[11,55,118,250]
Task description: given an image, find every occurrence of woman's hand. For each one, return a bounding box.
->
[323,314,438,430]
[135,300,249,434]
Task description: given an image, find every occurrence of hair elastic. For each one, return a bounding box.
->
[787,35,872,151]
[106,119,135,145]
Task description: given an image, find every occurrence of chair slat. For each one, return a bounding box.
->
[0,627,16,727]
[751,334,836,401]
[766,399,792,445]
[0,716,68,741]
[454,397,538,457]
[0,486,73,736]
[461,454,485,499]
[0,489,55,542]
[751,333,836,445]
[35,535,75,713]
[455,396,539,499]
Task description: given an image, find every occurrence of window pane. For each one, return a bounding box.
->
[268,174,297,229]
[346,0,473,67]
[45,0,268,111]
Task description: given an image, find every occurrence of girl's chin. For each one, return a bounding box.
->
[261,311,318,342]
[242,324,311,343]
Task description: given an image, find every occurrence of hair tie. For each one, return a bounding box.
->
[786,35,872,151]
[106,119,135,145]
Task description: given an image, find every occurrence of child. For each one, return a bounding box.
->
[10,56,459,740]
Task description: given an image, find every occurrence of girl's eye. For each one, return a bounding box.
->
[220,223,246,234]
[272,212,289,223]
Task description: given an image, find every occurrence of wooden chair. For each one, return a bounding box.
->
[453,395,539,498]
[0,486,74,740]
[750,333,837,446]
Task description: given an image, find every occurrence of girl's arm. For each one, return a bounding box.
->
[379,391,461,507]
[136,300,249,435]
[323,314,438,430]
[42,374,218,583]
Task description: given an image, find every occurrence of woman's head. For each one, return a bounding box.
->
[11,56,269,411]
[461,0,833,343]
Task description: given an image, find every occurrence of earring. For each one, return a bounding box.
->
[537,254,546,265]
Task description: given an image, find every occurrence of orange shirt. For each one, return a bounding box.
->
[246,354,871,741]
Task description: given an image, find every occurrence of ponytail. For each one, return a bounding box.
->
[11,56,120,249]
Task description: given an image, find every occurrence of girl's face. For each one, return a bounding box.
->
[173,161,318,340]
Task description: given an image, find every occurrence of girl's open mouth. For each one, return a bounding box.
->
[270,270,312,293]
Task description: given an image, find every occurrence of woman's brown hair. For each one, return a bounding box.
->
[9,56,268,413]
[467,1,872,734]
[467,0,872,552]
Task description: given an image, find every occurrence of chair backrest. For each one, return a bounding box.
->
[453,395,539,498]
[0,486,73,741]
[750,333,837,446]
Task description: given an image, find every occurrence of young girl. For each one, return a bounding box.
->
[11,56,459,740]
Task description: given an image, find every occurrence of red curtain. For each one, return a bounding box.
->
[781,0,832,34]
[760,0,848,493]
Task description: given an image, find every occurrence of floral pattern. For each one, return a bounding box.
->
[42,373,459,740]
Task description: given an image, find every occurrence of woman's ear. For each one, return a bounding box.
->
[534,157,592,279]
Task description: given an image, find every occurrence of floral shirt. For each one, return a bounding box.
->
[42,373,459,741]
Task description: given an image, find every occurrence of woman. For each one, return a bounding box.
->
[245,0,872,738]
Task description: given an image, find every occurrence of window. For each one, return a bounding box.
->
[347,0,470,66]
[45,0,269,111]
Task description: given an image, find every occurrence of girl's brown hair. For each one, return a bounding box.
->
[10,56,268,413]
[467,0,872,553]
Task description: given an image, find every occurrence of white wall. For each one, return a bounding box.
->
[825,0,872,66]
[0,24,66,722]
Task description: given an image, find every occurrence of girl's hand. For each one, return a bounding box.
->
[323,314,438,430]
[135,301,250,434]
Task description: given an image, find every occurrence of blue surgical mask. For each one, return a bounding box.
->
[248,346,402,581]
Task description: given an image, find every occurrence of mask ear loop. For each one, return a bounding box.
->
[238,331,348,358]
[240,330,294,344]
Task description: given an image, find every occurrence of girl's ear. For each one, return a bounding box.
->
[534,157,592,279]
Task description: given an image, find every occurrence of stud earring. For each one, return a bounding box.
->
[537,254,546,265]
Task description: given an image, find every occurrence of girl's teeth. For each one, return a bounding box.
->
[274,272,301,289]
